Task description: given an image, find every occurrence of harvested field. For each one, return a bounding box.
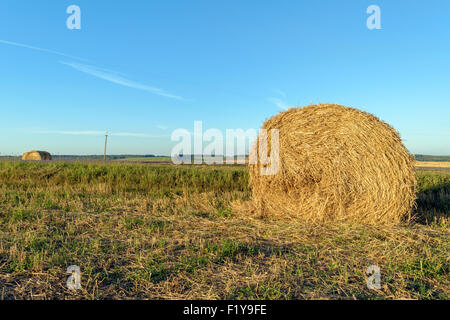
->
[0,161,448,300]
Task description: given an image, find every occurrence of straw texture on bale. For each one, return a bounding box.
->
[249,104,416,225]
[22,150,52,161]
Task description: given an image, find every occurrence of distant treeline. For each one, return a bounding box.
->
[414,155,450,162]
[0,154,165,161]
[2,154,449,161]
[52,154,164,160]
[52,155,248,161]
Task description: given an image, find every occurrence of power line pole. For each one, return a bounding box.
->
[104,133,108,162]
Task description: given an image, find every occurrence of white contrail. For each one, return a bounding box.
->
[0,39,184,100]
[60,61,184,100]
[0,39,87,61]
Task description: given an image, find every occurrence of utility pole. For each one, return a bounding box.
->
[104,133,108,162]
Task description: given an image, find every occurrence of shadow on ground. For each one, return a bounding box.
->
[414,181,449,224]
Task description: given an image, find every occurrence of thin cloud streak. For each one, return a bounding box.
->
[60,61,184,100]
[112,132,167,138]
[0,39,87,61]
[274,89,287,98]
[35,130,106,136]
[268,98,289,110]
[0,39,185,100]
[34,130,167,138]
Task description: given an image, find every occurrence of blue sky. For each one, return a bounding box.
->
[0,0,449,155]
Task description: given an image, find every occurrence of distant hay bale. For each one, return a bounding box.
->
[22,150,52,161]
[249,104,416,225]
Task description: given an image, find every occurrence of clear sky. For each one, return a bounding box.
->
[1,0,449,156]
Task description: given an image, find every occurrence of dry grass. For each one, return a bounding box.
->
[250,104,416,225]
[0,161,448,300]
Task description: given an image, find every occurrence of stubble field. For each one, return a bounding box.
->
[0,161,448,300]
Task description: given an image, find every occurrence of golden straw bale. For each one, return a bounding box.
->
[21,150,52,161]
[249,104,416,225]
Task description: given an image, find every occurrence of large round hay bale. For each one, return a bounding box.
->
[249,104,416,225]
[22,150,52,161]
